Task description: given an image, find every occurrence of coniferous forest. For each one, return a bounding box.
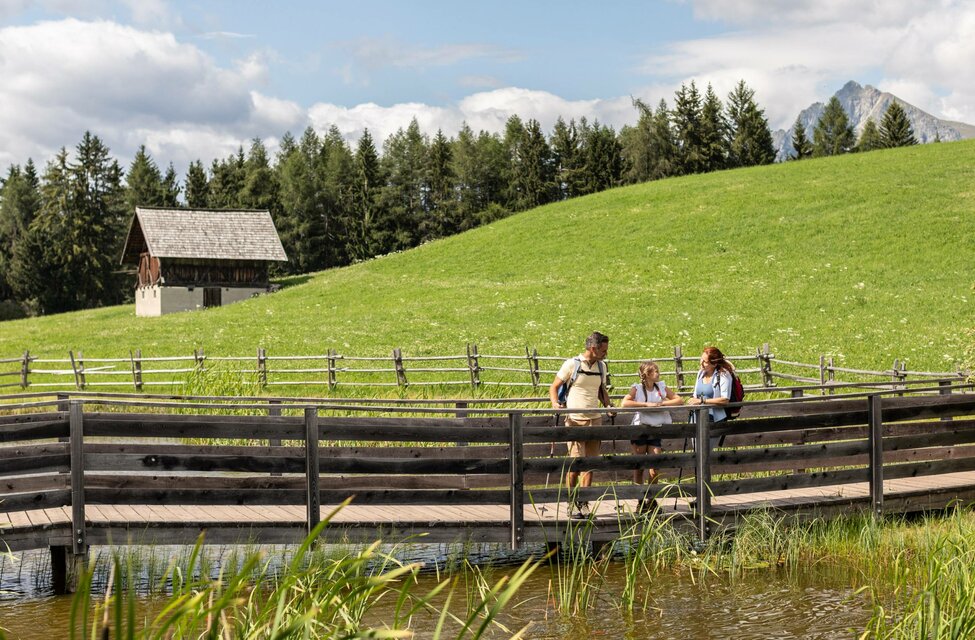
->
[0,81,917,318]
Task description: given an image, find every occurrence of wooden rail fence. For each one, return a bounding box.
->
[0,344,968,393]
[4,382,975,592]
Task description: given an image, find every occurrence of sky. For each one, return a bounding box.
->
[1,0,974,175]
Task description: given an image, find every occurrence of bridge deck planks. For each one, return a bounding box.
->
[5,471,975,549]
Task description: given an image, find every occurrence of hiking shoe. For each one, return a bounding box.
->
[570,501,590,519]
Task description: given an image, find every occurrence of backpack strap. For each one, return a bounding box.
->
[565,357,583,391]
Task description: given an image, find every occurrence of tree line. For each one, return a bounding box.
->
[790,97,919,159]
[0,80,907,319]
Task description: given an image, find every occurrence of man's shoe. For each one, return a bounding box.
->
[639,499,658,515]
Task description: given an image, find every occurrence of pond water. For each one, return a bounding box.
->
[0,544,872,639]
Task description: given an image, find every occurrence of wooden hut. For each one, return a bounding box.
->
[120,207,288,316]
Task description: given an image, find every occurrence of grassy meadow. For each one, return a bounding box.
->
[1,140,973,373]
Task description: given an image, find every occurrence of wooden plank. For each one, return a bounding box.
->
[0,420,70,443]
[85,452,510,475]
[869,395,884,517]
[0,412,66,427]
[0,454,70,476]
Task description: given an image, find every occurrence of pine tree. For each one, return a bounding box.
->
[161,163,181,206]
[550,117,583,199]
[700,84,728,171]
[318,126,354,268]
[0,161,41,302]
[184,160,210,208]
[726,80,775,167]
[880,101,918,148]
[501,115,527,210]
[813,97,855,157]
[789,118,812,160]
[510,118,555,209]
[14,135,128,313]
[672,81,704,174]
[381,119,427,248]
[348,129,385,261]
[620,99,654,184]
[856,118,883,152]
[424,129,458,239]
[649,99,678,179]
[124,145,164,212]
[67,132,128,308]
[9,149,71,314]
[208,148,246,208]
[580,120,623,194]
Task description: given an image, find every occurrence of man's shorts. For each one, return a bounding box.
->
[565,415,602,458]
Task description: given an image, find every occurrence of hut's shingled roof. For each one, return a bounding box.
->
[121,207,287,263]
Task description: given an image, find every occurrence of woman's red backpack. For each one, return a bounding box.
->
[727,373,745,419]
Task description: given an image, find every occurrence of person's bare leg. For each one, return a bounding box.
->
[632,443,648,484]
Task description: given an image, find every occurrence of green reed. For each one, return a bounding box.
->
[68,510,542,639]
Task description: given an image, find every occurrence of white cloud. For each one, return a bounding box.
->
[307,88,638,148]
[0,18,273,171]
[648,0,975,127]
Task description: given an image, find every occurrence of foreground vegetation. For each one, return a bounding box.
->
[0,140,973,374]
[14,506,973,639]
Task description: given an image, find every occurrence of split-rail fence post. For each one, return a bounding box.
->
[304,407,320,536]
[20,350,29,389]
[526,347,540,388]
[509,412,525,549]
[392,348,407,386]
[694,407,712,541]
[69,351,86,390]
[467,343,480,390]
[760,343,773,388]
[674,346,685,392]
[257,348,268,387]
[327,349,337,390]
[868,395,884,518]
[818,355,827,396]
[130,349,143,391]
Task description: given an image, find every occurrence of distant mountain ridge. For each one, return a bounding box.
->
[774,80,975,160]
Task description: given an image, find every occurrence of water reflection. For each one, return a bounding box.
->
[0,544,870,639]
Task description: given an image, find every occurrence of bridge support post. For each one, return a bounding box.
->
[694,408,712,541]
[305,407,321,538]
[53,401,88,594]
[509,413,525,550]
[868,395,884,518]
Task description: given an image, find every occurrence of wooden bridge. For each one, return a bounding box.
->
[3,381,975,592]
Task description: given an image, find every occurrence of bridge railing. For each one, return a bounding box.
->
[2,383,975,557]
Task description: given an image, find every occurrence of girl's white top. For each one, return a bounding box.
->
[630,381,673,426]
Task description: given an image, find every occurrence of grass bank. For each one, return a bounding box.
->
[1,140,973,373]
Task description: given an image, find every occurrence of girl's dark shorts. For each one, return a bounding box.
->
[630,437,662,447]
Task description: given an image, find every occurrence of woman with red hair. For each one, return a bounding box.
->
[687,346,734,423]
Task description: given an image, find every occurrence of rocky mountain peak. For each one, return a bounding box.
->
[773,81,975,161]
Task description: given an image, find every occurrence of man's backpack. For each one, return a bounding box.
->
[726,373,745,419]
[556,358,606,406]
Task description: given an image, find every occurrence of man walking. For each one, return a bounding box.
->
[549,331,614,519]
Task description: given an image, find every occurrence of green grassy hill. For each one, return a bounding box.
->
[2,140,973,372]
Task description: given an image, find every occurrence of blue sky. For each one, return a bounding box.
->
[1,0,972,174]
